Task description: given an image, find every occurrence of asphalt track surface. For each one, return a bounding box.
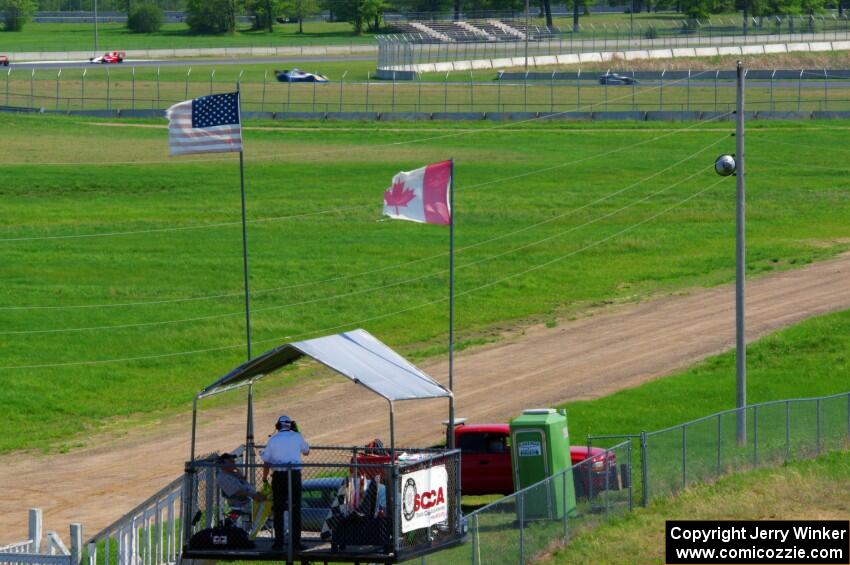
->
[6,55,375,70]
[1,251,849,542]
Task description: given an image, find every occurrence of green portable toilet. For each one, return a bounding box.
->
[510,408,576,520]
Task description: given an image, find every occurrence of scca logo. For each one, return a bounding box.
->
[413,487,445,511]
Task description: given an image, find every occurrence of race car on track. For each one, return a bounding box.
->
[0,55,9,66]
[89,51,125,64]
[275,68,329,83]
[598,72,638,85]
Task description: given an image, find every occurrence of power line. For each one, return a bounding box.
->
[0,120,731,312]
[0,138,725,334]
[0,175,724,371]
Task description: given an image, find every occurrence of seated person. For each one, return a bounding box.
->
[216,453,265,525]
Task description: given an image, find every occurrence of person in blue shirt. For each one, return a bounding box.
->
[261,415,310,551]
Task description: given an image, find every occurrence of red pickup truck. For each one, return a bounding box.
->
[454,422,621,497]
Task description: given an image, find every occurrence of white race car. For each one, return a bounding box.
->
[275,68,329,83]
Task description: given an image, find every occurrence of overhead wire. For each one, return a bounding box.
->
[0,155,720,336]
[0,118,731,311]
[0,173,726,371]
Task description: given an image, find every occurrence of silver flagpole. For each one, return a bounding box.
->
[448,158,455,450]
[236,87,256,470]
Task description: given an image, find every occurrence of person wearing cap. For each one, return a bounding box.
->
[216,453,265,527]
[261,415,310,551]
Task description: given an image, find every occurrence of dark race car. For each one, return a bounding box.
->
[598,72,638,85]
[0,55,9,67]
[275,68,329,83]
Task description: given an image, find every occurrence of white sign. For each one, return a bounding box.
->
[518,441,542,457]
[401,465,448,533]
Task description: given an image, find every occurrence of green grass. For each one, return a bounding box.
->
[0,22,375,52]
[1,115,849,454]
[544,451,850,564]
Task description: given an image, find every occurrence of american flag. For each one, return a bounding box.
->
[167,92,242,156]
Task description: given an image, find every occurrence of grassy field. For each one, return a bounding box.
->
[1,115,849,454]
[7,61,850,114]
[543,451,850,564]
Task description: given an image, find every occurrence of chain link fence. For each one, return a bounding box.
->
[379,15,850,70]
[4,67,850,116]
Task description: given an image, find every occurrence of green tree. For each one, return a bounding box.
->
[245,0,283,31]
[281,0,320,33]
[127,3,164,32]
[336,0,387,33]
[1,0,36,31]
[768,0,801,31]
[185,0,238,33]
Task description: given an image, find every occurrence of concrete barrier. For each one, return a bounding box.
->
[624,50,650,60]
[763,43,788,54]
[740,45,765,55]
[579,52,603,63]
[808,41,832,52]
[648,49,674,59]
[325,112,379,120]
[434,62,454,73]
[470,59,492,70]
[242,111,275,120]
[510,57,527,66]
[534,55,557,66]
[274,112,326,120]
[694,47,718,57]
[452,60,472,71]
[755,111,812,120]
[786,42,811,52]
[484,111,538,120]
[591,111,646,121]
[556,53,581,64]
[831,40,850,50]
[645,111,701,121]
[417,64,437,73]
[491,58,516,68]
[537,111,592,120]
[431,112,484,120]
[812,110,850,119]
[378,112,431,121]
[717,46,742,56]
[700,111,735,121]
[672,48,697,58]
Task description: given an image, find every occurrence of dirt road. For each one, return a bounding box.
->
[2,253,849,543]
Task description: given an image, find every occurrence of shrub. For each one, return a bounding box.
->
[1,0,36,32]
[127,3,164,33]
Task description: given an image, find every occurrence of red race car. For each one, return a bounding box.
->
[89,51,125,64]
[0,55,9,66]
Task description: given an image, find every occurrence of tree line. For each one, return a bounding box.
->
[4,0,845,35]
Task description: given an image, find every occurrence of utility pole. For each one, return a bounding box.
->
[735,60,747,446]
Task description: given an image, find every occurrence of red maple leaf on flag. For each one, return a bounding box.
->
[384,180,416,215]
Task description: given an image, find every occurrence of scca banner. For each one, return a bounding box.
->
[401,465,449,533]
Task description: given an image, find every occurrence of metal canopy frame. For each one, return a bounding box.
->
[189,329,454,461]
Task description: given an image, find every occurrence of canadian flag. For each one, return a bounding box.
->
[383,160,452,225]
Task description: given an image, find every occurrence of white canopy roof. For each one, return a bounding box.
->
[198,329,451,402]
